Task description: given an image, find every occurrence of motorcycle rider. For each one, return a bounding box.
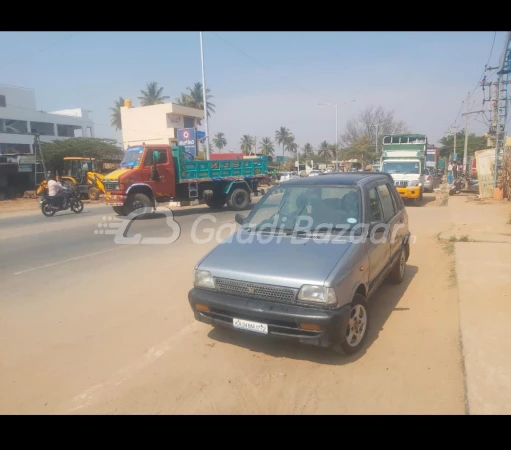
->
[48,173,70,209]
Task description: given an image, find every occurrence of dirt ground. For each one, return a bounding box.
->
[0,191,466,414]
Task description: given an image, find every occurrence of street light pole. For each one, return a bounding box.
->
[335,103,338,170]
[318,100,356,171]
[199,32,210,160]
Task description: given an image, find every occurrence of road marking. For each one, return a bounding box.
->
[13,246,128,275]
[66,322,199,413]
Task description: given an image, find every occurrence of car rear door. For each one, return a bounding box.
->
[365,182,391,292]
[376,181,404,266]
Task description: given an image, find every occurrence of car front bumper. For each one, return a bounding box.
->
[188,287,352,348]
[396,186,421,199]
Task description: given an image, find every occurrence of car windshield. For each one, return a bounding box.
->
[120,146,144,167]
[244,185,361,234]
[382,161,419,174]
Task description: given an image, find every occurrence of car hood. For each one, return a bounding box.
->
[197,231,353,289]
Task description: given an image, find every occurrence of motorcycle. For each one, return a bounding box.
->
[40,186,84,217]
[449,171,479,196]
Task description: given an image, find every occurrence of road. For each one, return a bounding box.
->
[0,194,466,414]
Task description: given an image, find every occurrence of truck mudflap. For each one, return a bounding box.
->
[395,187,421,199]
[105,192,127,206]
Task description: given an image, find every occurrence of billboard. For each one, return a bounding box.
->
[177,128,197,156]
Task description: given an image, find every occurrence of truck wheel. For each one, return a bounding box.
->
[205,196,226,210]
[88,187,100,201]
[127,193,152,214]
[228,188,250,211]
[112,206,126,216]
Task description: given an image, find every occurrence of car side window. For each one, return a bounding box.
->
[144,150,154,166]
[154,150,168,164]
[387,182,403,212]
[368,187,384,222]
[377,183,396,221]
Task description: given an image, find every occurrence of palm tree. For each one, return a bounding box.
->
[259,137,275,156]
[318,140,333,160]
[275,127,290,158]
[109,96,125,131]
[213,132,227,151]
[138,82,170,106]
[302,143,315,164]
[240,135,255,155]
[285,134,298,154]
[175,82,215,125]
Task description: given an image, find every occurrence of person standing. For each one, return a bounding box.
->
[447,161,453,184]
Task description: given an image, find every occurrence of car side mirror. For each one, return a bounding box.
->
[235,213,246,225]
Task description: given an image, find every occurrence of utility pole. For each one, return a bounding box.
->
[462,93,470,172]
[318,100,356,171]
[449,124,459,162]
[199,32,210,160]
[461,94,487,173]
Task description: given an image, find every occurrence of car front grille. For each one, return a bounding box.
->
[104,181,119,191]
[214,278,297,303]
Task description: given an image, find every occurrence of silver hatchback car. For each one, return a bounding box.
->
[189,172,411,356]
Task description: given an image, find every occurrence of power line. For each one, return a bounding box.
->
[449,32,498,129]
[467,32,497,101]
[0,33,81,71]
[211,32,321,100]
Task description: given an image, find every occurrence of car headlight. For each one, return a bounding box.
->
[194,269,215,289]
[407,180,420,187]
[297,285,337,306]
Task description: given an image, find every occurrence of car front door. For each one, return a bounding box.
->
[365,184,391,292]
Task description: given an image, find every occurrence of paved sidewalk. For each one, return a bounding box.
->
[441,195,511,414]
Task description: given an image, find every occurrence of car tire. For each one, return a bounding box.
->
[332,294,370,356]
[387,246,406,284]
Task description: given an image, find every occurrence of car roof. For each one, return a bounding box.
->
[279,171,393,187]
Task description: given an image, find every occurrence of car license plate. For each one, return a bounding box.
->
[233,318,268,334]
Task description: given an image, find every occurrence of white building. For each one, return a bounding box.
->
[120,99,204,147]
[0,84,95,155]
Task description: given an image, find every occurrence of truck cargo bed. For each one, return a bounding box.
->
[172,148,267,183]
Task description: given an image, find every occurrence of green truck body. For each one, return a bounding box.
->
[172,147,268,182]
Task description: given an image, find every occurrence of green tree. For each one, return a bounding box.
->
[138,82,170,106]
[240,135,255,155]
[275,127,291,158]
[317,140,333,161]
[259,137,275,156]
[175,82,215,125]
[109,96,125,131]
[438,131,490,159]
[41,138,123,173]
[213,132,227,151]
[344,136,376,167]
[302,143,315,162]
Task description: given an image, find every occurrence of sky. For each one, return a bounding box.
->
[0,31,507,151]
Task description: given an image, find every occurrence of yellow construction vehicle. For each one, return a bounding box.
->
[36,157,108,200]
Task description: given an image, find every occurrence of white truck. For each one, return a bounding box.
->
[380,134,427,207]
